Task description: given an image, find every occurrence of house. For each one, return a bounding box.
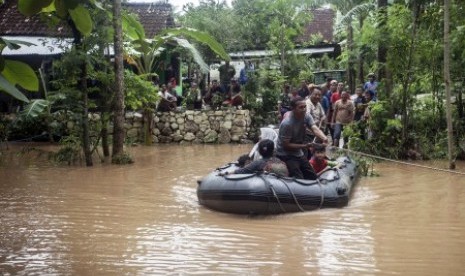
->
[0,0,177,109]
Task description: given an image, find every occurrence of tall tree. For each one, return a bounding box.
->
[443,0,455,169]
[112,0,126,162]
[377,0,388,95]
[18,0,96,166]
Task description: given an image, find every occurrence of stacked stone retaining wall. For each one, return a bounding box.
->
[2,108,254,144]
[107,109,253,144]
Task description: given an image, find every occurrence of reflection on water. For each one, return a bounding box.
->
[1,143,465,275]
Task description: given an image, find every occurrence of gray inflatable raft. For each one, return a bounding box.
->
[197,156,359,215]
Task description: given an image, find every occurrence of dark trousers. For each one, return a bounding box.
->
[278,155,317,180]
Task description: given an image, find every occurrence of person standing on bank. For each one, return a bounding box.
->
[276,97,329,180]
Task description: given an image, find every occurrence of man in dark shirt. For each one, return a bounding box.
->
[276,97,328,180]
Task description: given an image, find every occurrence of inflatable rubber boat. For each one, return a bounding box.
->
[197,156,359,215]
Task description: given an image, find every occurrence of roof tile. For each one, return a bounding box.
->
[0,0,175,37]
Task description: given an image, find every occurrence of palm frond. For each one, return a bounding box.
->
[20,99,49,118]
[157,28,230,61]
[339,3,376,26]
[171,37,210,73]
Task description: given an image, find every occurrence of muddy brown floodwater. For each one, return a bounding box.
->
[1,143,465,275]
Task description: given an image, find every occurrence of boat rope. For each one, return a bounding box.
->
[277,177,306,212]
[330,146,465,176]
[1,133,49,144]
[316,178,325,209]
[258,175,287,213]
[269,184,287,213]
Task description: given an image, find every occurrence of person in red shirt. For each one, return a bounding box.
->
[309,144,338,175]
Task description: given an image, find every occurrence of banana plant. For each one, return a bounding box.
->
[10,0,103,111]
[0,37,38,102]
[124,12,230,77]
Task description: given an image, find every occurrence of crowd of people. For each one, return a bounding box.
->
[157,67,378,181]
[230,73,378,180]
[156,78,244,112]
[157,63,252,112]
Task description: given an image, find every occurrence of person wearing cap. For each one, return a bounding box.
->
[364,73,378,101]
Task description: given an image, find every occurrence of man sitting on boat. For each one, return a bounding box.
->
[221,139,288,177]
[276,97,329,180]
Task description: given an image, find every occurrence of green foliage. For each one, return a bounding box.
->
[2,59,38,91]
[18,0,53,16]
[0,38,39,102]
[111,152,134,165]
[124,70,159,111]
[18,0,95,36]
[50,135,82,165]
[20,99,50,118]
[68,5,93,35]
[0,115,10,143]
[7,114,51,141]
[242,68,283,138]
[355,156,378,177]
[179,0,241,55]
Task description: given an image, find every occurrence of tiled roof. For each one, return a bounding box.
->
[300,8,335,43]
[0,0,175,37]
[0,0,69,37]
[124,2,175,38]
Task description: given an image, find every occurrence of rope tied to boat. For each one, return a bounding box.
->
[316,177,325,209]
[258,174,287,213]
[331,146,465,176]
[275,176,306,212]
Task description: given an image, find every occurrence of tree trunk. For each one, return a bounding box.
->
[377,0,388,96]
[443,0,455,169]
[80,62,93,166]
[101,108,110,157]
[400,4,421,149]
[70,19,92,166]
[144,109,153,145]
[357,16,365,86]
[347,22,355,93]
[112,0,126,161]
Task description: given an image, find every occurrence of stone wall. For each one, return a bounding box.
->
[125,109,252,144]
[1,109,253,144]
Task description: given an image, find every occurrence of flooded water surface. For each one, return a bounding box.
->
[1,143,465,275]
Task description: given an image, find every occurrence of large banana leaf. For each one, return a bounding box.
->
[156,28,230,61]
[20,99,50,118]
[69,5,92,36]
[0,75,29,102]
[18,0,53,16]
[172,37,209,73]
[2,60,39,91]
[0,37,36,50]
[122,13,146,41]
[0,38,38,102]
